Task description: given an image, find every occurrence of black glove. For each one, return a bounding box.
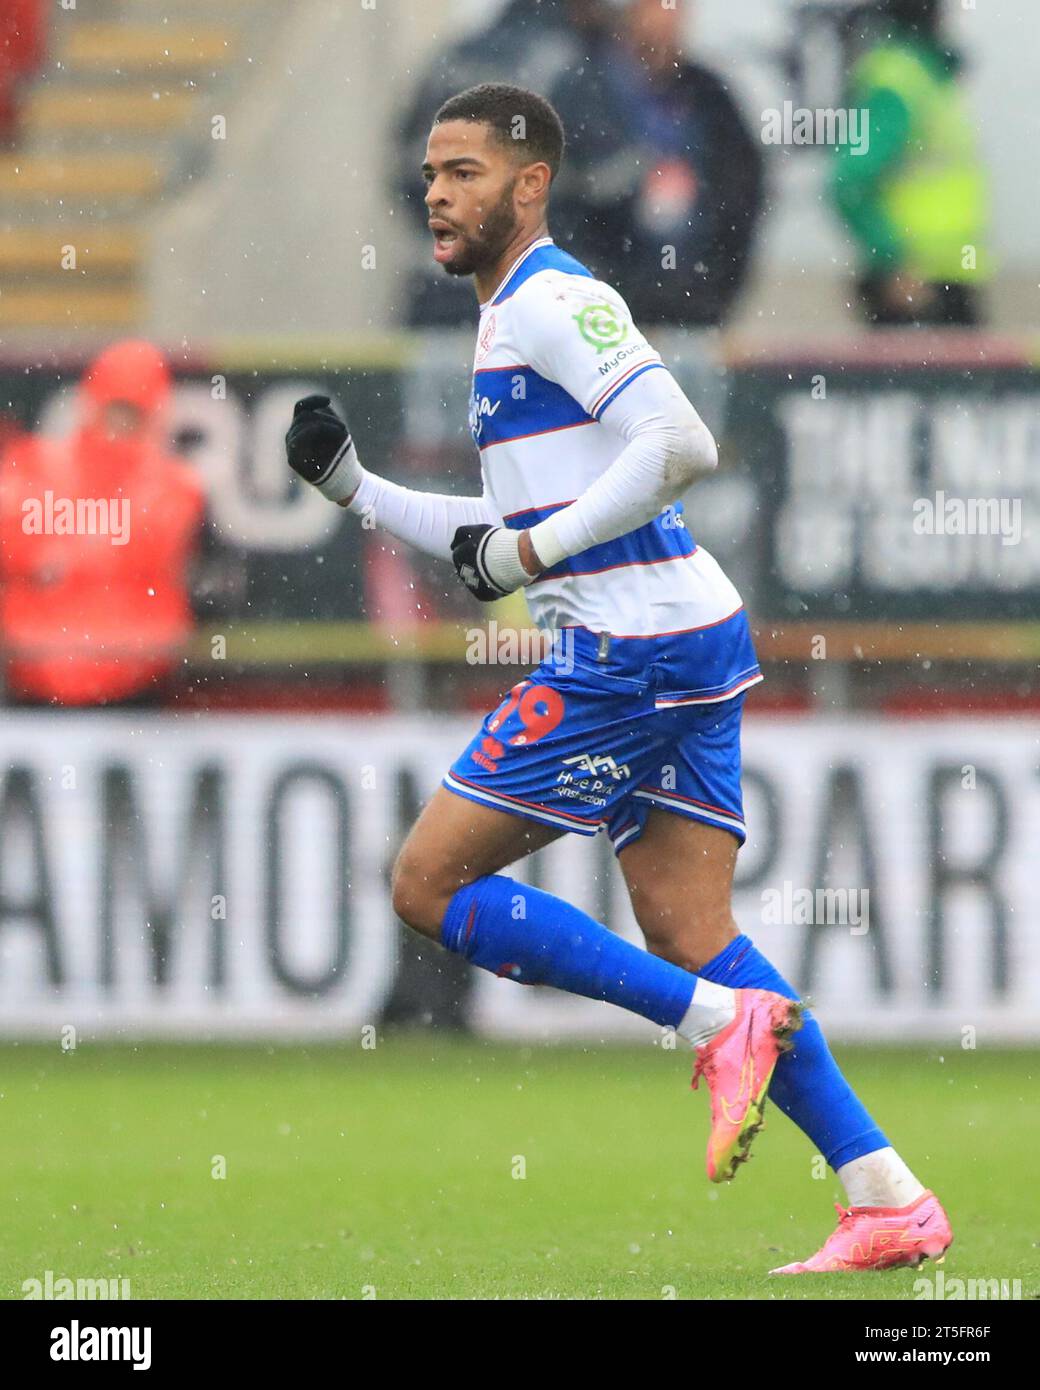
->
[451,523,528,602]
[285,394,361,501]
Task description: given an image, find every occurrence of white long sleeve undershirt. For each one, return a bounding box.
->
[346,367,717,568]
[528,367,717,568]
[346,469,498,560]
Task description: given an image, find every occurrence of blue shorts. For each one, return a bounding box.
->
[443,617,762,854]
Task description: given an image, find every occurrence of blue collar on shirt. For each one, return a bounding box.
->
[491,239,595,306]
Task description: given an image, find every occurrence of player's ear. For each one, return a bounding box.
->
[516,161,552,208]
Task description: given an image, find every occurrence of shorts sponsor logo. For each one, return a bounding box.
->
[556,752,630,807]
[555,784,608,808]
[561,753,631,782]
[472,736,503,773]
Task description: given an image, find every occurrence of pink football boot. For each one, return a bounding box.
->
[691,988,804,1183]
[771,1190,954,1273]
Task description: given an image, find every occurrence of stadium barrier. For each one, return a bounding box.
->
[2,332,1038,656]
[0,711,1035,1042]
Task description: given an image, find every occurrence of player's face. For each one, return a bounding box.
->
[422,121,521,278]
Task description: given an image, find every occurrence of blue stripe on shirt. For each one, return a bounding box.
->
[502,499,696,579]
[471,366,592,449]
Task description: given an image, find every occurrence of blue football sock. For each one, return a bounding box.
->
[441,874,697,1030]
[696,933,888,1170]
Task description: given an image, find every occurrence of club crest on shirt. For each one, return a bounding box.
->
[476,311,498,364]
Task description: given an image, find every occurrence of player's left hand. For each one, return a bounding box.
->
[451,524,540,602]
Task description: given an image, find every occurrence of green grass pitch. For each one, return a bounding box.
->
[1,1038,1035,1300]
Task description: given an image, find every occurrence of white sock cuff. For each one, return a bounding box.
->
[675,979,736,1047]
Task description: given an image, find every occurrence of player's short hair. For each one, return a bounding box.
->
[433,83,566,182]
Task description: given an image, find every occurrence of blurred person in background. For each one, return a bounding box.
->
[0,0,46,147]
[394,0,615,328]
[0,340,205,708]
[830,0,990,326]
[0,408,26,461]
[550,0,764,327]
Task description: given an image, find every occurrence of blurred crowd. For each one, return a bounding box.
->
[0,0,995,709]
[396,0,764,329]
[395,0,989,329]
[1,0,994,329]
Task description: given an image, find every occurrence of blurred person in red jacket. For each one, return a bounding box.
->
[0,0,46,146]
[0,340,205,707]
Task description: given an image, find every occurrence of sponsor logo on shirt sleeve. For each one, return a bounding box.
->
[572,301,630,353]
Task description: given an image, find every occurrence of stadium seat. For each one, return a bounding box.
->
[0,4,270,336]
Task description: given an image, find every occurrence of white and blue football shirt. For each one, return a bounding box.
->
[468,238,758,698]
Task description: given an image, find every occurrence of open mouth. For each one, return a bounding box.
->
[430,223,461,261]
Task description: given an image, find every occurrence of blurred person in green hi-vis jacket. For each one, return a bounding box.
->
[831,0,990,326]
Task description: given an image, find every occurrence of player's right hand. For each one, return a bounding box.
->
[285,394,363,503]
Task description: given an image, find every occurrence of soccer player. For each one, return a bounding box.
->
[286,83,952,1273]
